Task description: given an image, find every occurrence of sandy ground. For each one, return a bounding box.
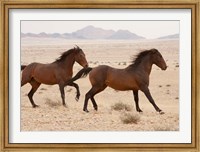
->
[21,38,179,131]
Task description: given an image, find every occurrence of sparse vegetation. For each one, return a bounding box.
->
[122,62,126,65]
[166,84,171,87]
[120,112,140,124]
[66,88,72,92]
[21,39,179,131]
[166,90,170,94]
[153,125,178,131]
[111,102,132,111]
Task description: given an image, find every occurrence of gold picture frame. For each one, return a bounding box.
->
[1,0,199,151]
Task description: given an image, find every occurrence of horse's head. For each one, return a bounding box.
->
[74,46,88,68]
[151,49,167,70]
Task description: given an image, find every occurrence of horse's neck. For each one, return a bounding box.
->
[60,54,75,71]
[137,56,153,75]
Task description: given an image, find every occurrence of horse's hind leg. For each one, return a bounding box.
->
[59,83,67,107]
[21,79,27,87]
[21,74,31,87]
[90,96,98,111]
[83,85,106,112]
[83,88,94,112]
[133,90,143,112]
[67,82,80,101]
[28,79,41,108]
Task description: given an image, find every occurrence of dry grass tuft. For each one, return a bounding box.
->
[111,102,132,111]
[175,97,179,100]
[120,112,140,124]
[45,98,61,107]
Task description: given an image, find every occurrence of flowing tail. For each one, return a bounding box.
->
[65,67,93,85]
[21,65,27,71]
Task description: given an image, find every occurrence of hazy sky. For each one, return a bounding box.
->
[21,21,179,39]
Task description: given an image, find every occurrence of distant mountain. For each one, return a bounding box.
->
[158,34,179,39]
[107,30,145,39]
[38,32,49,38]
[71,25,115,39]
[51,33,62,38]
[21,25,146,40]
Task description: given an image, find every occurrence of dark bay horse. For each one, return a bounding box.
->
[21,46,88,107]
[66,48,167,114]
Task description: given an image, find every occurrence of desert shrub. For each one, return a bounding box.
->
[111,102,132,111]
[120,113,140,124]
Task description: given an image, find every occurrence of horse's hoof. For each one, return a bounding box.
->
[75,97,79,101]
[63,104,68,108]
[94,107,98,111]
[83,109,89,113]
[33,105,39,108]
[159,111,165,115]
[137,109,143,113]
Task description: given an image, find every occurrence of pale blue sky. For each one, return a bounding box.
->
[21,21,179,39]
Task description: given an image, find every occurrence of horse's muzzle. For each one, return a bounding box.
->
[162,65,167,70]
[84,64,89,68]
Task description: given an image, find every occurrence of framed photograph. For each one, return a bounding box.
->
[1,0,199,151]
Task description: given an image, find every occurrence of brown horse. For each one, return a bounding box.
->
[66,48,167,114]
[21,46,88,107]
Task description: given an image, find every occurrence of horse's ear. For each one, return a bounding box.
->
[151,48,158,54]
[75,45,80,49]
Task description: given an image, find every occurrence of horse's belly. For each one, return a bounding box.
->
[34,75,57,85]
[106,79,137,91]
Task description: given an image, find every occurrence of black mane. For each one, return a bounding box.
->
[55,48,76,62]
[129,49,156,67]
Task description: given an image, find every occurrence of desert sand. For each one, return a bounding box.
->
[21,38,179,131]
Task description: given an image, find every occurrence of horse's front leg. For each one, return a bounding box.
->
[59,83,66,107]
[133,90,143,112]
[67,82,80,101]
[141,86,164,114]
